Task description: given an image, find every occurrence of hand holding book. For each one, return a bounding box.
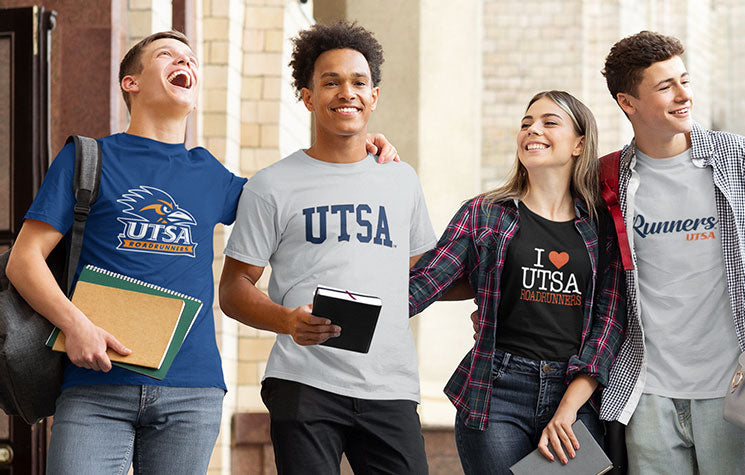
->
[311,286,382,353]
[57,309,132,372]
[283,303,340,346]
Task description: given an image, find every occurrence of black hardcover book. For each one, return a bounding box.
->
[510,420,613,475]
[311,286,382,353]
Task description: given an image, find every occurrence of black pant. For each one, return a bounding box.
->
[261,377,429,475]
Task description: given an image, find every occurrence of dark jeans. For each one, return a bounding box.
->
[261,377,428,475]
[454,349,604,475]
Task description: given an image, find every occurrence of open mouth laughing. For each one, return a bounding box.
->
[167,70,192,89]
[525,142,549,151]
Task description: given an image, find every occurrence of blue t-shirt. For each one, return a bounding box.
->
[25,132,246,390]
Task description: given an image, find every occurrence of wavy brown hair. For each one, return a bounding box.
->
[480,90,600,220]
[602,30,684,100]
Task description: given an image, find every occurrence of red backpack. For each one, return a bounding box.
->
[599,150,634,270]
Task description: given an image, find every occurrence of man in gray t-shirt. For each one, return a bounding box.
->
[219,22,435,475]
[600,31,745,474]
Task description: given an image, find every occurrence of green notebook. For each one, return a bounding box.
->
[46,265,202,379]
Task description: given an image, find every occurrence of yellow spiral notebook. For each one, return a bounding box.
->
[46,265,202,378]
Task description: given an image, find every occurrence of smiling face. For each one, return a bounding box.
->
[301,48,378,140]
[618,55,692,141]
[517,97,584,174]
[121,38,199,116]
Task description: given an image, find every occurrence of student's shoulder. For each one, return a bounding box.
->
[698,125,745,157]
[186,146,243,176]
[372,158,421,184]
[244,151,307,193]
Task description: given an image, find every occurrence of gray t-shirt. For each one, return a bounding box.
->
[225,150,436,401]
[633,146,740,398]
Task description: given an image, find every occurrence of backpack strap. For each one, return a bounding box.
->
[599,150,633,270]
[63,136,102,296]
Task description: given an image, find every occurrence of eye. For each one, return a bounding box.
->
[160,51,171,56]
[324,81,337,87]
[545,121,557,126]
[355,81,367,86]
[659,85,671,91]
[520,123,530,129]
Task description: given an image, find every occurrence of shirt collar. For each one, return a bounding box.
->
[689,121,715,165]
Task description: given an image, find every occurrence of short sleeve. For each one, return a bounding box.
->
[24,142,76,235]
[223,181,279,267]
[409,176,437,256]
[219,171,248,225]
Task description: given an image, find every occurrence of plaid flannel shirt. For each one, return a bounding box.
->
[409,197,626,431]
[600,122,745,424]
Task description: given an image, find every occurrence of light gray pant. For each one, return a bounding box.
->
[626,394,745,475]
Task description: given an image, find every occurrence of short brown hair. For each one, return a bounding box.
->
[119,30,191,111]
[602,31,684,100]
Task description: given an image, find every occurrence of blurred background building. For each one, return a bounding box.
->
[0,0,743,473]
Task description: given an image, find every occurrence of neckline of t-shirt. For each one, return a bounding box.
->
[518,201,576,225]
[297,149,377,170]
[635,146,692,168]
[117,132,188,151]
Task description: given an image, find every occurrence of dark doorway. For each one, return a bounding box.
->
[0,5,56,474]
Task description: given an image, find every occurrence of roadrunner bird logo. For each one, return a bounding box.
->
[116,186,198,257]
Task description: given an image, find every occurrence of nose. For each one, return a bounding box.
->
[526,122,542,135]
[675,82,692,102]
[174,52,193,67]
[337,82,356,100]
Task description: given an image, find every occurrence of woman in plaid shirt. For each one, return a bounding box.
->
[409,90,626,474]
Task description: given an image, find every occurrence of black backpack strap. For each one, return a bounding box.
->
[63,136,102,296]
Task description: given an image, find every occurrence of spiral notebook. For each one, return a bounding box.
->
[46,265,202,379]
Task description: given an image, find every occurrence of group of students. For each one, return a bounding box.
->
[5,19,744,475]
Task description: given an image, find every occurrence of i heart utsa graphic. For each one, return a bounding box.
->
[548,251,569,269]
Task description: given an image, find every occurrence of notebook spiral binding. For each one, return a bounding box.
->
[85,265,200,302]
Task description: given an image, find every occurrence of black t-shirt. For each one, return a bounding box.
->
[495,202,591,361]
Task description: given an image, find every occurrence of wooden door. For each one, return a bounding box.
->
[0,5,56,474]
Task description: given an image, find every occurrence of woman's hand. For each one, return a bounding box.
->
[537,406,579,464]
[537,373,598,464]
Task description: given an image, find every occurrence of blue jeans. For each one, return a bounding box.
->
[454,349,603,475]
[626,394,745,475]
[46,385,224,475]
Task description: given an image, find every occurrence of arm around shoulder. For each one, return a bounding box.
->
[409,200,477,314]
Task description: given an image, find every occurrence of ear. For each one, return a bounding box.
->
[370,86,380,111]
[572,135,585,157]
[616,92,636,116]
[121,75,139,95]
[301,87,314,112]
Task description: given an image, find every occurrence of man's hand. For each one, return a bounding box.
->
[537,407,579,465]
[366,133,400,163]
[282,304,341,345]
[62,314,131,372]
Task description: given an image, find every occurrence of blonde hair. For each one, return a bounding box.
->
[480,90,600,220]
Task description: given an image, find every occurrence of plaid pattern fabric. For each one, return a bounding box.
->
[409,198,626,431]
[600,122,745,424]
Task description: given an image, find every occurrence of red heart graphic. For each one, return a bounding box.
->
[548,251,569,269]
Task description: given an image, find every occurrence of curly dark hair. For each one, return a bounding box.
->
[602,31,684,100]
[289,21,384,99]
